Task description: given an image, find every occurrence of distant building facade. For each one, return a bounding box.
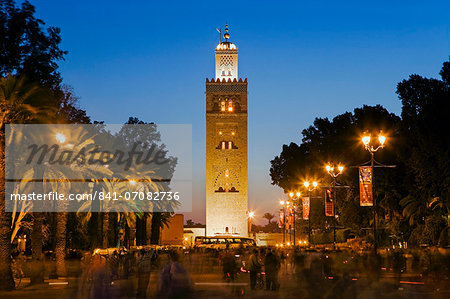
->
[160,214,184,245]
[252,233,284,247]
[183,225,206,247]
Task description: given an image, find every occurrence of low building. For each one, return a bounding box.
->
[183,225,206,247]
[160,214,184,245]
[253,232,284,247]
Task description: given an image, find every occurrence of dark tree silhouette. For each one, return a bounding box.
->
[270,59,450,246]
[0,0,67,88]
[270,105,403,239]
[263,213,275,225]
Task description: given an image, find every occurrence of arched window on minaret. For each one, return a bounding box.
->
[216,141,238,149]
[216,98,238,113]
[214,168,240,193]
[228,101,233,112]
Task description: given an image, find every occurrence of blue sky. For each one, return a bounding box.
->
[32,0,450,224]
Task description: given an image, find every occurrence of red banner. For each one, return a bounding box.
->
[288,207,295,227]
[325,188,334,216]
[278,209,284,228]
[359,166,373,206]
[302,197,310,220]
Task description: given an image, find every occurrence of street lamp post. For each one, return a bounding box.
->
[287,201,291,245]
[289,191,301,247]
[280,200,286,245]
[247,211,255,236]
[362,132,386,253]
[325,164,344,249]
[303,181,318,244]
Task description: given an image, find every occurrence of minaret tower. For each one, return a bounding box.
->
[206,24,248,237]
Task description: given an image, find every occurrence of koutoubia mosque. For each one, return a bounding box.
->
[205,25,249,237]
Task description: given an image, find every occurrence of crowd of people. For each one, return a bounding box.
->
[76,248,193,299]
[69,245,448,298]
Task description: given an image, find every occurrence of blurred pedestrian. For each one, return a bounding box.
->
[158,250,193,299]
[264,248,280,291]
[293,248,305,280]
[222,244,237,281]
[392,249,406,285]
[136,249,152,299]
[247,249,262,290]
[110,250,120,280]
[90,255,111,299]
[365,252,381,284]
[120,249,130,278]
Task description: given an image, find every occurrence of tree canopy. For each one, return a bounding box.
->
[0,0,90,124]
[0,0,67,88]
[270,59,450,246]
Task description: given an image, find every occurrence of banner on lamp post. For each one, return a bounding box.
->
[325,188,334,216]
[302,197,310,220]
[359,166,373,206]
[278,209,285,228]
[288,207,295,228]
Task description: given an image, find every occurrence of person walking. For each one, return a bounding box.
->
[264,248,281,291]
[247,249,262,290]
[222,245,237,281]
[89,255,111,299]
[136,249,152,299]
[158,250,193,299]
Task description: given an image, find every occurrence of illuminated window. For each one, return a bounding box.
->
[216,98,237,113]
[216,141,238,150]
[228,70,232,76]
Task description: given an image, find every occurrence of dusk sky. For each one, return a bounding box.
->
[32,0,449,224]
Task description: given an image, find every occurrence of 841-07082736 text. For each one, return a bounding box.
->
[9,191,180,201]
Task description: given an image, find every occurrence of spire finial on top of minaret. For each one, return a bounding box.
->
[215,23,237,51]
[223,23,230,41]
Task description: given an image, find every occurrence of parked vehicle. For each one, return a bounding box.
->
[194,236,256,249]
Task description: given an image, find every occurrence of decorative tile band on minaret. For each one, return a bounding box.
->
[206,24,248,237]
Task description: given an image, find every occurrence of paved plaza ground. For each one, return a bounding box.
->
[0,265,448,299]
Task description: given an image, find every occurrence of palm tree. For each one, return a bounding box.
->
[263,213,275,225]
[74,121,179,249]
[0,75,49,289]
[400,195,428,226]
[18,125,110,277]
[150,212,173,245]
[10,196,32,243]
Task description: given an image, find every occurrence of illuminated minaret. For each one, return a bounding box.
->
[215,25,238,81]
[206,24,248,237]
